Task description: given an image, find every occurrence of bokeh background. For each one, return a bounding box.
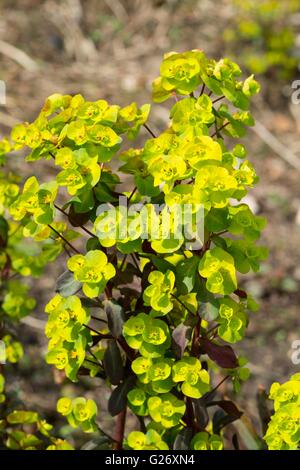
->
[1,0,300,446]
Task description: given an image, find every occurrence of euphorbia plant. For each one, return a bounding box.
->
[0,168,74,449]
[1,49,281,450]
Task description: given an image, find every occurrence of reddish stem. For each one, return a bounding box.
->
[113,407,127,450]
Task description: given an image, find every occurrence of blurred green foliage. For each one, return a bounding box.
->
[224,0,300,78]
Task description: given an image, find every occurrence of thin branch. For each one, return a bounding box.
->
[211,121,229,138]
[212,95,225,104]
[199,83,206,96]
[131,253,142,274]
[127,187,137,202]
[0,39,38,71]
[143,123,156,138]
[47,224,81,254]
[83,323,101,336]
[54,203,95,238]
[96,424,117,444]
[207,375,230,399]
[252,119,300,171]
[119,254,127,271]
[171,294,195,317]
[91,315,107,324]
[88,347,102,365]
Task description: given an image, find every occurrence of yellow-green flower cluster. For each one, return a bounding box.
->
[127,430,168,450]
[265,374,300,450]
[57,397,98,433]
[123,313,170,358]
[67,250,115,298]
[45,294,91,381]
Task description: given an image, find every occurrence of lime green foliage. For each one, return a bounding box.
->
[199,247,237,295]
[2,281,36,320]
[1,49,270,450]
[143,270,175,314]
[0,374,5,404]
[0,368,73,449]
[45,294,91,381]
[0,170,74,450]
[0,171,19,214]
[224,0,300,78]
[218,297,247,343]
[124,313,170,357]
[57,397,98,433]
[67,250,115,298]
[191,432,223,450]
[172,357,210,398]
[148,393,186,428]
[265,374,300,450]
[2,335,23,363]
[130,356,174,399]
[127,429,168,450]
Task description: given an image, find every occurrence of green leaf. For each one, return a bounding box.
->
[0,215,9,247]
[198,299,219,321]
[172,323,192,358]
[108,375,136,416]
[175,256,199,295]
[56,271,82,297]
[7,411,39,424]
[206,208,229,233]
[103,340,124,386]
[173,428,193,450]
[103,300,125,338]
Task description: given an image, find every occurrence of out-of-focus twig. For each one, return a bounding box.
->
[102,0,129,22]
[252,119,300,171]
[0,111,20,129]
[0,39,38,71]
[21,315,46,330]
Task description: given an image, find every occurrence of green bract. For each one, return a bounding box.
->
[67,250,115,298]
[265,374,300,450]
[147,393,186,428]
[143,270,175,315]
[172,357,210,399]
[191,432,223,450]
[199,247,237,295]
[123,313,170,357]
[224,0,299,79]
[218,297,247,343]
[57,397,98,433]
[127,430,168,450]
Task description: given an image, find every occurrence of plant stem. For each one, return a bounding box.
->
[131,253,142,275]
[211,121,229,137]
[91,315,107,324]
[113,407,127,450]
[83,324,101,335]
[199,83,206,96]
[54,204,95,238]
[127,187,137,202]
[96,424,116,443]
[47,224,81,254]
[171,294,195,317]
[117,337,136,361]
[191,316,201,357]
[212,95,225,104]
[207,375,230,399]
[119,254,127,271]
[143,123,156,138]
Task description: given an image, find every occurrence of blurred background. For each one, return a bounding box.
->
[0,0,300,445]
